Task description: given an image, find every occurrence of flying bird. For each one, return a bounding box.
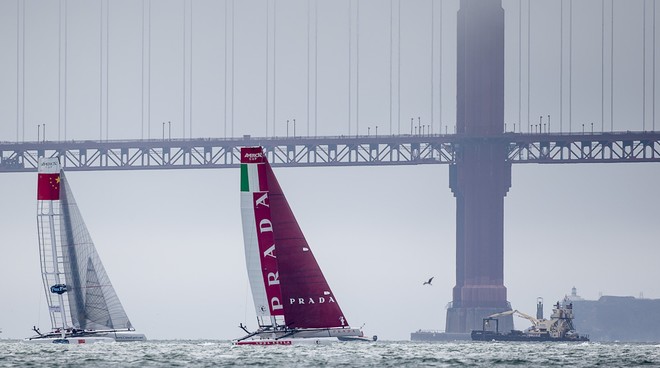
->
[423,277,434,286]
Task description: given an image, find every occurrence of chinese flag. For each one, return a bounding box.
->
[37,173,61,200]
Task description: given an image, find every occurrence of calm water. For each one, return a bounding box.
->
[1,340,659,367]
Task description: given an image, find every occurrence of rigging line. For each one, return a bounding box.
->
[439,0,442,134]
[527,0,531,133]
[602,0,605,132]
[643,0,646,131]
[348,0,352,136]
[65,0,68,141]
[519,0,521,131]
[356,0,360,136]
[224,0,227,138]
[100,0,103,141]
[59,0,62,141]
[306,0,310,137]
[397,0,401,134]
[560,0,563,134]
[356,0,364,136]
[243,281,249,327]
[148,0,152,139]
[272,0,275,136]
[266,0,269,136]
[231,0,235,137]
[36,277,43,330]
[430,0,434,132]
[141,0,144,140]
[314,0,318,137]
[16,0,19,142]
[183,0,186,139]
[389,0,393,135]
[21,0,25,142]
[106,0,109,141]
[190,0,193,138]
[611,0,614,132]
[569,0,572,133]
[654,0,656,131]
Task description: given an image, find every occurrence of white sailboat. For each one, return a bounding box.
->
[24,158,146,344]
[233,147,376,345]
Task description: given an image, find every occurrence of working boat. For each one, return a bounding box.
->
[471,299,589,342]
[24,158,146,344]
[233,147,376,345]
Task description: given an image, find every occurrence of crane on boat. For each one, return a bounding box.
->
[484,300,581,339]
[486,309,541,328]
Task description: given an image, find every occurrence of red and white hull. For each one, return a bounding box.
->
[233,338,334,346]
[233,327,365,346]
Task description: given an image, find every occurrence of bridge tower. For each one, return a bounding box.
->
[445,0,514,333]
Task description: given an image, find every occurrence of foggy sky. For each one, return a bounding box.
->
[0,0,658,340]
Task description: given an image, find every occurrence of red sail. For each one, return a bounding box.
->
[264,162,349,329]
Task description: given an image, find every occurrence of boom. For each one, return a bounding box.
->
[488,310,541,327]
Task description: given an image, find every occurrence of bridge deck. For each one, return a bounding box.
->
[1,132,659,172]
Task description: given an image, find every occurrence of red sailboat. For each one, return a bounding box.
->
[233,147,375,345]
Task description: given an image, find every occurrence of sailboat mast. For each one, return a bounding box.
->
[37,158,68,336]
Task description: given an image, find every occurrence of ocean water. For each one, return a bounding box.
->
[1,340,659,367]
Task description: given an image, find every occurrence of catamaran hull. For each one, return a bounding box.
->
[23,336,115,344]
[233,338,335,346]
[94,331,147,342]
[337,335,378,342]
[233,328,364,345]
[23,331,147,344]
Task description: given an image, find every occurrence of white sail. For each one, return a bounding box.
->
[58,173,132,330]
[240,148,285,326]
[31,158,144,343]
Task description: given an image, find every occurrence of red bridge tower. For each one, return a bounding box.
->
[445,0,514,333]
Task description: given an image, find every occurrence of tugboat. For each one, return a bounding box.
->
[471,299,589,342]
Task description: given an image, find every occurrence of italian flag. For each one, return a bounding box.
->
[240,147,268,193]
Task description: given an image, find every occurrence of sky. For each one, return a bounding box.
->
[0,0,659,341]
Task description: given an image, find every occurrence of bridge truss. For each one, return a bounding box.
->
[1,132,659,173]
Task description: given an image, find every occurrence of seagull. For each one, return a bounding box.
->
[423,277,434,286]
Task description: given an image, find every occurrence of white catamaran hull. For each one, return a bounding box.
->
[93,331,147,342]
[233,327,367,345]
[23,336,115,344]
[23,330,147,344]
